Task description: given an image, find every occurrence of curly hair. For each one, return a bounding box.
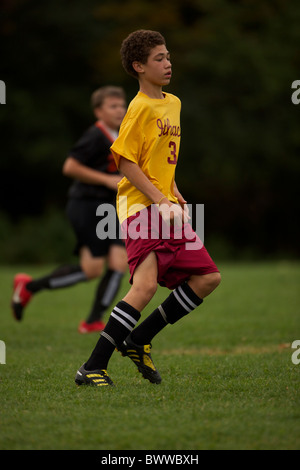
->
[120,30,166,78]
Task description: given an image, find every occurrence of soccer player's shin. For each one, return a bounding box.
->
[162,282,203,324]
[130,282,203,346]
[85,301,140,372]
[85,269,124,324]
[26,265,87,292]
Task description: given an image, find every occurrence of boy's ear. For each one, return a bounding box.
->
[93,106,102,120]
[132,61,145,74]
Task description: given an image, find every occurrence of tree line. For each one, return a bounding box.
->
[1,0,299,260]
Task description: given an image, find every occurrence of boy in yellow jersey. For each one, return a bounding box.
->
[75,30,221,387]
[113,90,181,224]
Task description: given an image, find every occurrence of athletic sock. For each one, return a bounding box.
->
[130,282,203,346]
[130,308,167,346]
[85,269,124,324]
[26,265,87,293]
[85,300,141,371]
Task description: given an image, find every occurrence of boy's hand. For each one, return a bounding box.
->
[158,199,190,227]
[172,183,190,222]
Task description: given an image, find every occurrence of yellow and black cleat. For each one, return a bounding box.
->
[75,364,114,387]
[117,337,162,384]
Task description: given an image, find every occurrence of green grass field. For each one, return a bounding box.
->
[0,262,299,450]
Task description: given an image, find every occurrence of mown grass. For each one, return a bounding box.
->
[0,261,299,450]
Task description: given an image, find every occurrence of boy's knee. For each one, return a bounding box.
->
[81,263,104,279]
[211,272,221,289]
[142,280,158,302]
[204,272,221,293]
[188,271,221,298]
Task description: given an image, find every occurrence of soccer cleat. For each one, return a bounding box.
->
[117,336,162,384]
[75,364,114,387]
[11,273,33,321]
[78,320,106,334]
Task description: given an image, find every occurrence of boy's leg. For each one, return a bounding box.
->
[15,247,101,299]
[130,272,221,346]
[12,265,88,321]
[188,272,221,299]
[117,272,220,383]
[129,235,221,346]
[12,246,104,322]
[82,253,158,374]
[81,245,127,328]
[26,265,88,292]
[83,269,124,324]
[122,251,158,311]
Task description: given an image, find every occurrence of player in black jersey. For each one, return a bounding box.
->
[11,86,128,333]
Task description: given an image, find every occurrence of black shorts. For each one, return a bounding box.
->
[66,198,124,258]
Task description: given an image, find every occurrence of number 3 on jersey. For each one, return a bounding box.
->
[168,141,177,165]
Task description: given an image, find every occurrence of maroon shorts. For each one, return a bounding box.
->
[121,205,219,290]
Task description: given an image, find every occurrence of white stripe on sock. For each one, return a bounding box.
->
[173,289,192,313]
[113,305,137,328]
[101,331,116,347]
[111,312,135,332]
[49,271,87,288]
[101,272,123,307]
[177,285,198,310]
[158,304,168,324]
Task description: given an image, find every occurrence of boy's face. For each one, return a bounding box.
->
[94,96,126,130]
[135,44,172,87]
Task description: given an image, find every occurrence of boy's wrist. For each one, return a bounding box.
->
[157,196,173,207]
[157,196,168,205]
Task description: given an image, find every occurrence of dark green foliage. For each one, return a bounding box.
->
[1,0,299,260]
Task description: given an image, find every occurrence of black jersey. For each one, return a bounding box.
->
[67,122,118,201]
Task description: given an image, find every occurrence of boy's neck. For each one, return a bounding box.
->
[97,120,118,134]
[96,120,119,140]
[139,82,165,99]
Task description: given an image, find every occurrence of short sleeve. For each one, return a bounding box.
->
[110,114,145,169]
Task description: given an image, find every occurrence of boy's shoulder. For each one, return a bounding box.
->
[127,92,180,118]
[163,92,181,103]
[131,91,180,104]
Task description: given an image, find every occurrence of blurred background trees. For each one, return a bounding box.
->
[1,0,299,262]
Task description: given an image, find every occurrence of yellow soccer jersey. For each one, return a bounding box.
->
[111,91,181,224]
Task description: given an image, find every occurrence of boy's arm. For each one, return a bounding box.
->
[118,157,167,205]
[174,181,190,220]
[173,181,187,207]
[62,157,121,191]
[119,157,187,225]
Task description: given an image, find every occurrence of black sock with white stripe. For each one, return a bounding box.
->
[130,282,203,346]
[26,265,87,293]
[85,300,141,371]
[86,270,124,324]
